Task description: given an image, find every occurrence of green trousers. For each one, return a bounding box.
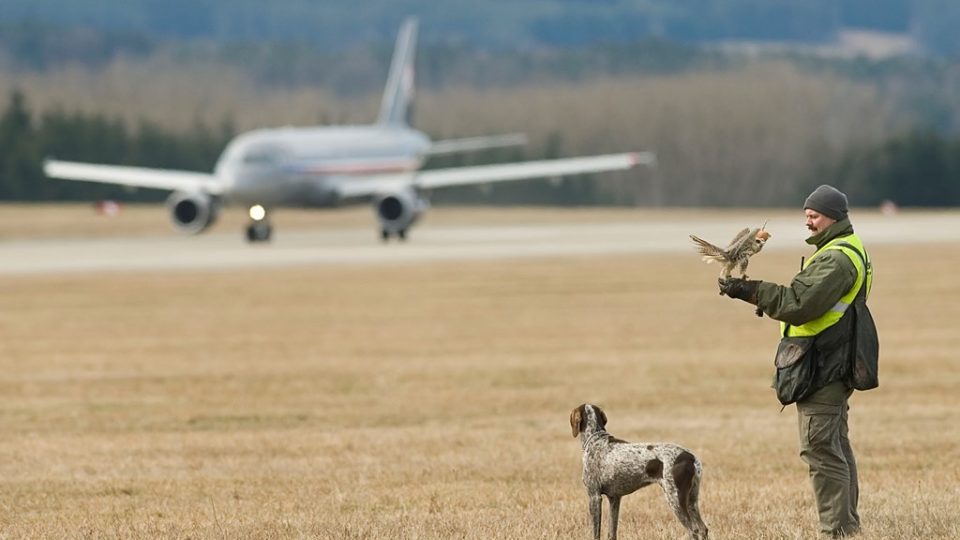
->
[796,381,860,537]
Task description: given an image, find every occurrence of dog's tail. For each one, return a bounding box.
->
[685,464,708,540]
[672,451,708,539]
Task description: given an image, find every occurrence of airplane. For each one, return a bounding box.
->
[44,17,655,243]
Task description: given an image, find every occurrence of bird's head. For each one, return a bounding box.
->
[754,223,771,249]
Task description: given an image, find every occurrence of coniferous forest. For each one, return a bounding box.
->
[0,1,958,208]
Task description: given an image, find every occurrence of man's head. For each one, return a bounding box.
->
[804,184,847,234]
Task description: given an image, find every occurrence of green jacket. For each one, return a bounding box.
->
[756,218,859,390]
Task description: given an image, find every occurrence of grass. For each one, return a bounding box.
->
[0,209,958,539]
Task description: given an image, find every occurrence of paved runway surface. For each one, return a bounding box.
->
[2,211,958,275]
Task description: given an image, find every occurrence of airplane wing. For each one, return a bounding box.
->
[44,159,224,194]
[416,152,654,189]
[335,152,655,199]
[426,133,528,156]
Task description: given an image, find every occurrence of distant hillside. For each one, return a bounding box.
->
[0,0,956,56]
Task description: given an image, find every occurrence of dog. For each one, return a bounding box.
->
[570,403,708,540]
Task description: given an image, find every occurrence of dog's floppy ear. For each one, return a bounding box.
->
[594,405,607,429]
[570,405,585,437]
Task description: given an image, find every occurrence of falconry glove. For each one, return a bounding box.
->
[718,277,760,303]
[718,278,764,317]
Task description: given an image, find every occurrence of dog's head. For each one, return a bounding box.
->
[570,403,608,437]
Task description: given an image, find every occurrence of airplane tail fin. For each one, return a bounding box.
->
[376,17,418,127]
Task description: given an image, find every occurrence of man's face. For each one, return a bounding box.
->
[805,209,836,235]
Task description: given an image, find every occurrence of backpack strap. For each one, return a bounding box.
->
[833,241,869,301]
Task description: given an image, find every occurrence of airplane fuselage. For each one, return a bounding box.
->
[214,125,431,207]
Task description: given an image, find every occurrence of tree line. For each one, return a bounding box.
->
[0,91,233,202]
[1,89,957,208]
[814,130,960,207]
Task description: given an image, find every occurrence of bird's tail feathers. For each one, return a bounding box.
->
[689,235,727,260]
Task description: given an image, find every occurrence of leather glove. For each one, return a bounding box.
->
[718,277,760,304]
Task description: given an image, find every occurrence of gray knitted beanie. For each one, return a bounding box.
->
[803,184,848,221]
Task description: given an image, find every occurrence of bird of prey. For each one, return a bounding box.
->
[690,225,771,279]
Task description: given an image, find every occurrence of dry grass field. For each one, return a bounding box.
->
[1,208,958,539]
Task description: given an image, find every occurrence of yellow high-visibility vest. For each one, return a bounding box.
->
[782,234,872,338]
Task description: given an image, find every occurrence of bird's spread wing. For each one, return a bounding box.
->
[727,227,761,254]
[689,235,727,258]
[724,228,752,251]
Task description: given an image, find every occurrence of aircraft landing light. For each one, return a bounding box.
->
[249,205,267,221]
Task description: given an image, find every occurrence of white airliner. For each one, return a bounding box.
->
[44,18,655,242]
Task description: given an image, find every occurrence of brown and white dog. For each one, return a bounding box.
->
[570,403,708,540]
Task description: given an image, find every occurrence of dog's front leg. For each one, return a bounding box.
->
[607,495,621,540]
[589,493,602,540]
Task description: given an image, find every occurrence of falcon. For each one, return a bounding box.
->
[690,225,771,279]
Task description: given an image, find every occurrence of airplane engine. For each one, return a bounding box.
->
[166,191,220,234]
[374,188,428,239]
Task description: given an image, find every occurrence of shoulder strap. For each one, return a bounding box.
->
[833,240,865,267]
[833,241,868,301]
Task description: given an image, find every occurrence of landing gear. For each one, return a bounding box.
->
[246,220,272,242]
[380,228,408,242]
[246,204,272,243]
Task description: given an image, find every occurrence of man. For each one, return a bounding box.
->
[719,184,872,538]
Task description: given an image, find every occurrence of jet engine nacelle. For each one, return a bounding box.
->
[374,188,428,236]
[166,191,219,234]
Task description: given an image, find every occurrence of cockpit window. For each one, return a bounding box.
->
[243,145,285,164]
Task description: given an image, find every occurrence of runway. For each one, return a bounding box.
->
[1,209,958,275]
